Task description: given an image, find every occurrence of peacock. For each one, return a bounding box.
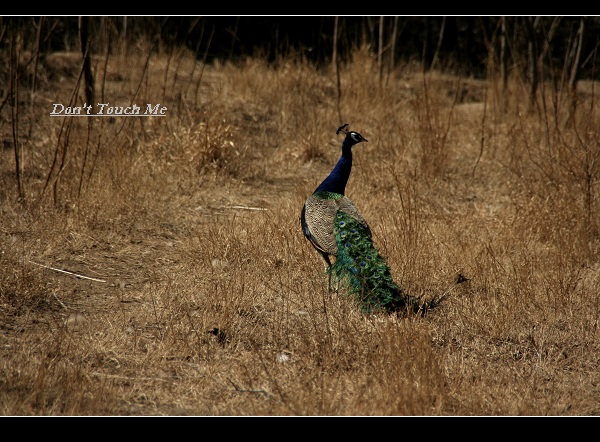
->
[301,124,446,315]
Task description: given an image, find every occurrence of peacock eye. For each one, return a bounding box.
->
[351,132,363,142]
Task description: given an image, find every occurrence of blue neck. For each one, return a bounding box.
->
[314,138,353,195]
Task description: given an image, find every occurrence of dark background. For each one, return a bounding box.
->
[2,16,599,80]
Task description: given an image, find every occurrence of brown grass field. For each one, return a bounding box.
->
[1,42,599,416]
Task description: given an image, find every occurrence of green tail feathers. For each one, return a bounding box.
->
[329,210,410,313]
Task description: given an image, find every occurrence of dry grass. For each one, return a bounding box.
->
[1,43,599,416]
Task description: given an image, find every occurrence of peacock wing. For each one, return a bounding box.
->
[303,192,371,257]
[302,193,341,256]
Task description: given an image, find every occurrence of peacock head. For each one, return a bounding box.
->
[337,123,368,147]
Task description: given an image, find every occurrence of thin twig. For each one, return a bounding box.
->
[52,291,69,309]
[90,372,174,383]
[227,378,269,396]
[29,260,107,283]
[222,205,267,211]
[429,274,471,307]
